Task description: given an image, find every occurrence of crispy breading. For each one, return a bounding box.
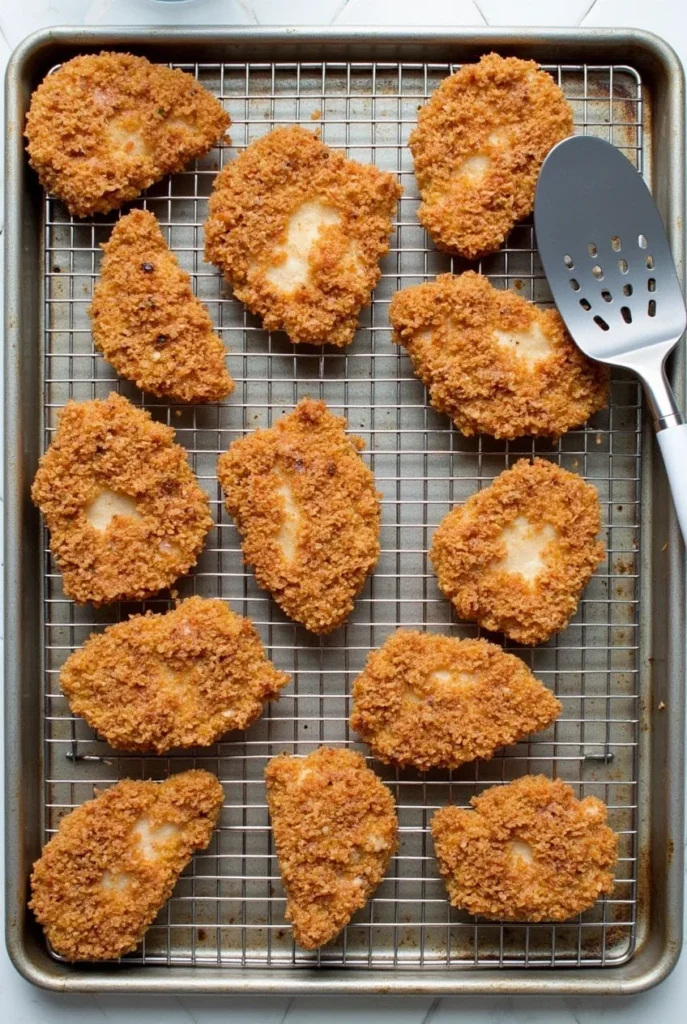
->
[90,210,233,403]
[430,459,605,646]
[29,771,224,960]
[350,630,561,771]
[409,53,573,259]
[217,398,381,634]
[31,393,212,606]
[265,747,398,949]
[389,272,608,440]
[431,775,618,921]
[204,126,402,347]
[60,596,290,753]
[25,52,230,218]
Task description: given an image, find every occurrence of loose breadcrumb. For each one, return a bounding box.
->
[389,272,608,440]
[431,775,618,921]
[31,393,212,606]
[25,52,230,217]
[350,630,561,770]
[60,596,290,752]
[217,398,381,634]
[265,747,398,949]
[430,459,605,645]
[409,53,573,259]
[90,210,233,403]
[204,126,402,346]
[29,771,224,960]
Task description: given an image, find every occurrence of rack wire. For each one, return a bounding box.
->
[42,59,643,969]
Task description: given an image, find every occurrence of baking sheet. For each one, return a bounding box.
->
[5,27,685,994]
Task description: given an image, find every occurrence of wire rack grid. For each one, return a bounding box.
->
[41,58,644,970]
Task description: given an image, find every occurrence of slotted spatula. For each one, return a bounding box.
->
[534,134,687,542]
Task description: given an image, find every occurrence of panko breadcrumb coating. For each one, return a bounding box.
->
[389,272,608,440]
[204,126,402,347]
[29,771,224,960]
[431,775,618,921]
[90,210,233,403]
[217,398,381,634]
[26,52,230,218]
[350,630,561,771]
[409,53,573,259]
[430,459,605,646]
[31,393,212,606]
[265,747,398,949]
[60,596,290,753]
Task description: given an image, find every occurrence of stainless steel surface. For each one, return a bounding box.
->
[535,134,687,542]
[535,135,687,427]
[5,27,685,995]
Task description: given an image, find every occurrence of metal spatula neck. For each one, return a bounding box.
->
[632,357,684,428]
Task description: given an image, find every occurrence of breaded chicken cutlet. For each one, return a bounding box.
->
[31,393,212,606]
[409,53,573,259]
[204,126,402,347]
[90,210,233,403]
[25,52,230,218]
[217,398,381,634]
[60,596,290,753]
[431,775,618,921]
[430,459,605,646]
[265,747,398,949]
[389,272,608,440]
[29,770,224,960]
[350,631,561,771]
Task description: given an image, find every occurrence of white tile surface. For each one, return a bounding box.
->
[0,1,93,48]
[83,0,256,26]
[476,0,595,25]
[1,2,686,1022]
[251,0,347,24]
[335,0,483,24]
[582,0,681,31]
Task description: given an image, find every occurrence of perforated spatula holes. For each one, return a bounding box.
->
[535,134,687,541]
[559,233,658,333]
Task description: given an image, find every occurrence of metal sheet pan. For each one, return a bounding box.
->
[4,26,685,994]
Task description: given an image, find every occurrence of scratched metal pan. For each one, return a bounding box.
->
[4,27,685,994]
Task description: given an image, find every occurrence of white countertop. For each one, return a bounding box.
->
[2,1,686,1021]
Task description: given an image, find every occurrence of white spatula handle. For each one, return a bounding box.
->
[657,424,687,542]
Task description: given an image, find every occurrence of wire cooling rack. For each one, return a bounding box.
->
[41,60,643,969]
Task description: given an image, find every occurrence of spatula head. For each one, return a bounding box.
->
[534,135,686,365]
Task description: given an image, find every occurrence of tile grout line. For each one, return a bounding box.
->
[578,0,600,25]
[0,19,12,51]
[331,0,354,23]
[472,0,490,25]
[236,0,259,24]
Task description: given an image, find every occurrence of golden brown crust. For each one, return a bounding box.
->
[431,775,618,921]
[217,398,381,634]
[204,126,402,347]
[389,272,608,440]
[350,630,561,770]
[31,393,212,605]
[29,771,224,960]
[90,210,234,403]
[430,459,605,645]
[409,53,573,259]
[60,596,290,752]
[265,747,398,949]
[25,52,230,217]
